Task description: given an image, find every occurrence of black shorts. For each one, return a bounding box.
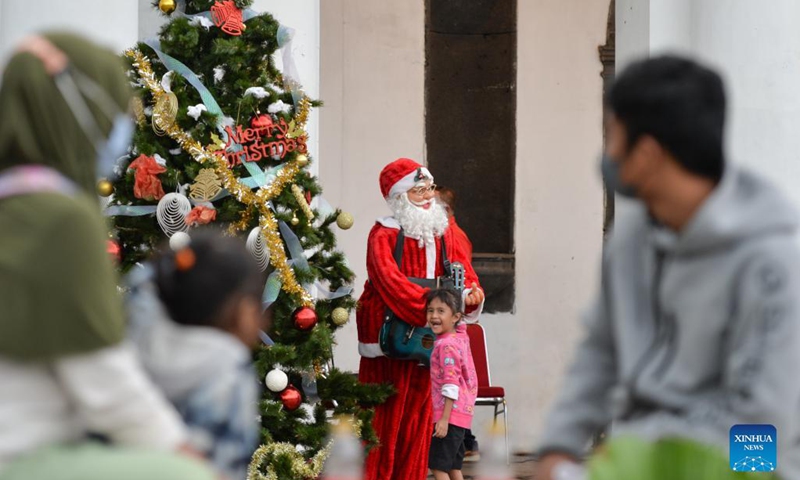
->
[429,424,467,472]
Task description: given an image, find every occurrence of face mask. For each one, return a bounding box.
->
[54,68,133,181]
[600,154,637,198]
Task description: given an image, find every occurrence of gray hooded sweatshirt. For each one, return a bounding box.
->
[540,165,800,479]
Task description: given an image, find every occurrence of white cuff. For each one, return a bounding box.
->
[442,384,460,400]
[358,342,385,358]
[462,287,484,324]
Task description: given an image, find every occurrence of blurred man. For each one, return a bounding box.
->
[536,56,800,479]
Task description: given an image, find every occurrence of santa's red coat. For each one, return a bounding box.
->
[449,216,473,258]
[358,218,480,480]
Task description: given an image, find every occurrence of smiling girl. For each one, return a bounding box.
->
[426,288,478,480]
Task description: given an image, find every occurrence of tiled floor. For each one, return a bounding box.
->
[427,454,537,479]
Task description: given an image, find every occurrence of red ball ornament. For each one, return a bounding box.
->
[280,385,302,411]
[293,307,318,331]
[250,114,273,136]
[106,239,121,262]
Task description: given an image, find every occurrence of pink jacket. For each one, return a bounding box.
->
[430,324,478,429]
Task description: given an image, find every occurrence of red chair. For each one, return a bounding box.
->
[466,323,509,464]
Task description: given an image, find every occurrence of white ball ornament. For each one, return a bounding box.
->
[156,192,192,237]
[246,227,270,272]
[169,231,192,251]
[265,369,289,393]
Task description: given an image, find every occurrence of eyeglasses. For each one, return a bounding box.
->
[410,183,436,196]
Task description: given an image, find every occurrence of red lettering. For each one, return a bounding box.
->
[223,121,300,165]
[256,141,269,159]
[273,119,288,139]
[225,150,247,168]
[247,141,263,163]
[260,124,276,140]
[296,136,308,154]
[267,141,282,158]
[223,125,245,148]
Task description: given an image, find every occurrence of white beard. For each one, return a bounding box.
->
[388,194,450,246]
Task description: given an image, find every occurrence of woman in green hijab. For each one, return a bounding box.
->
[0,33,214,480]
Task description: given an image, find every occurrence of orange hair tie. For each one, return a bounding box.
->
[174,248,196,271]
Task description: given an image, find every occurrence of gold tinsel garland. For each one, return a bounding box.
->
[294,96,312,128]
[125,48,313,306]
[247,441,332,480]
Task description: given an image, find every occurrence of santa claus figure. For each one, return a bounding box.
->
[358,158,484,480]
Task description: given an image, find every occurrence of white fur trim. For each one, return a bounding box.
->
[358,342,384,358]
[462,287,485,323]
[387,167,432,199]
[442,384,460,400]
[376,216,424,239]
[377,216,401,230]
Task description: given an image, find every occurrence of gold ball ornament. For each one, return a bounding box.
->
[336,212,354,230]
[96,179,114,197]
[296,154,309,167]
[291,214,300,226]
[331,307,349,326]
[159,0,176,14]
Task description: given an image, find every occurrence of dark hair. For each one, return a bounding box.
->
[607,55,726,182]
[435,186,456,218]
[435,186,456,210]
[426,288,462,316]
[154,229,264,328]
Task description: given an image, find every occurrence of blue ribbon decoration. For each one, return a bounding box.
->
[259,330,275,346]
[308,282,353,300]
[237,153,267,186]
[144,39,225,126]
[144,39,272,187]
[276,25,303,106]
[211,163,283,201]
[145,39,248,181]
[262,269,283,310]
[279,221,310,272]
[103,205,158,217]
[314,195,335,219]
[260,218,354,310]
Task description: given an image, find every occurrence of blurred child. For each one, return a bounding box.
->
[426,288,478,480]
[127,230,268,480]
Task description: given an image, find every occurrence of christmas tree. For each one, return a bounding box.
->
[105,1,391,478]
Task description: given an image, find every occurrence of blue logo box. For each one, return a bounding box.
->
[730,424,777,472]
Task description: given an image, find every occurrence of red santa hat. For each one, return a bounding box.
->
[379,158,433,199]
